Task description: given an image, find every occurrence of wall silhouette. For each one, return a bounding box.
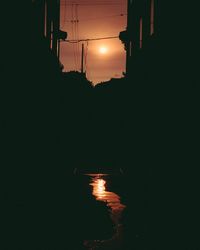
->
[1,1,199,249]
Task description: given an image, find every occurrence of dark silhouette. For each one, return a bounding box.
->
[1,1,199,249]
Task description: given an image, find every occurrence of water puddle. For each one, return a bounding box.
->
[84,174,126,250]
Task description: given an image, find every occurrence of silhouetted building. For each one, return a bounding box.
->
[32,0,67,58]
[120,0,155,76]
[118,2,199,249]
[120,0,198,89]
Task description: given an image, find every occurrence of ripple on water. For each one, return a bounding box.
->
[83,174,126,249]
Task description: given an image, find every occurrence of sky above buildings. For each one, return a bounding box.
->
[60,0,127,84]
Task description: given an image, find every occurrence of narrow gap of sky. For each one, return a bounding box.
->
[60,0,127,84]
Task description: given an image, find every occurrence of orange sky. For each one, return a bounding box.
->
[60,0,127,84]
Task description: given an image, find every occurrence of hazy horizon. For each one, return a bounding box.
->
[60,0,127,84]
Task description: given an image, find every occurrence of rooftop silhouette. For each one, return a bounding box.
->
[1,1,199,249]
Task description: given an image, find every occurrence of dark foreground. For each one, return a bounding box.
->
[1,2,200,249]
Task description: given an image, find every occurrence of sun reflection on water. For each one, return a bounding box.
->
[90,176,126,216]
[93,179,106,200]
[84,175,126,249]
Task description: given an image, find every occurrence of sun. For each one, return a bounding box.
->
[99,47,108,54]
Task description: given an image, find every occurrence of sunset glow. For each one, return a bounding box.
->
[60,0,127,84]
[99,47,108,54]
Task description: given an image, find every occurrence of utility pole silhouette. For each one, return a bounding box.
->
[81,43,84,74]
[33,0,67,59]
[46,0,60,58]
[126,0,132,75]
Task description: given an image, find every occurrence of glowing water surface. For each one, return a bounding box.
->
[89,175,126,224]
[84,174,126,249]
